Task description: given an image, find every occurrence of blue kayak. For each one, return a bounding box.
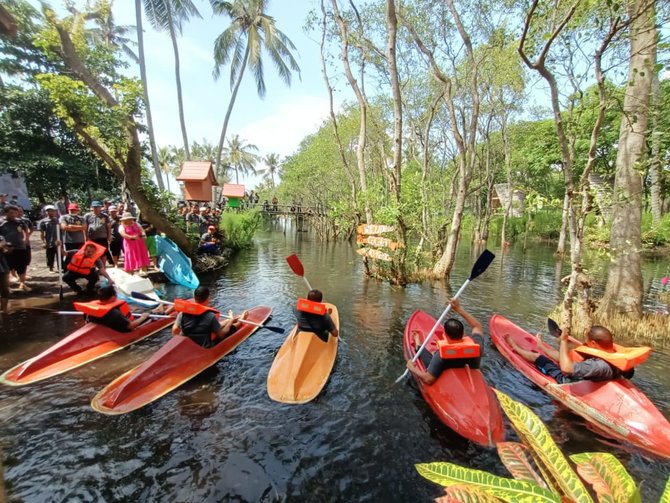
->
[155,235,200,289]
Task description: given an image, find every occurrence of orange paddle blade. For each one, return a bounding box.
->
[286,253,304,276]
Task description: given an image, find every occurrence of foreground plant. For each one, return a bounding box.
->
[416,389,669,502]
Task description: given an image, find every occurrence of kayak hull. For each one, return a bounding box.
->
[155,235,200,289]
[0,315,175,386]
[267,303,339,404]
[489,314,670,459]
[404,310,505,447]
[91,306,272,414]
[106,267,160,308]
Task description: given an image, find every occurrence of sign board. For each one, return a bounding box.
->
[356,235,404,250]
[357,224,395,235]
[356,247,392,262]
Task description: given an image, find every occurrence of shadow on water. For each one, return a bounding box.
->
[0,226,668,501]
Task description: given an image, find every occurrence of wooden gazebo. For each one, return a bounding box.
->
[176,161,219,202]
[221,183,245,208]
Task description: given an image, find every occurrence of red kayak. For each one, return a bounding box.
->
[404,310,505,447]
[91,306,272,414]
[0,315,175,386]
[490,314,670,459]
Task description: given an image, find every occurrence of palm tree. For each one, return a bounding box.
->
[135,0,164,189]
[210,0,300,173]
[190,138,218,162]
[257,152,280,188]
[142,0,201,160]
[222,134,259,184]
[157,146,175,192]
[84,0,139,63]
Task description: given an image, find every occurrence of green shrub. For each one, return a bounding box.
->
[220,210,262,250]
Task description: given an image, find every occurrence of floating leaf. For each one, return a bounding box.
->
[570,453,641,503]
[493,389,593,503]
[436,484,503,502]
[415,462,560,502]
[661,475,670,503]
[497,442,547,488]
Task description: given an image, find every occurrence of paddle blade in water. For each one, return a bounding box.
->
[286,253,305,277]
[547,318,562,338]
[131,291,155,301]
[468,250,495,281]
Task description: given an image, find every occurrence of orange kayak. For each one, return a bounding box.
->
[490,314,670,459]
[404,310,505,447]
[0,315,175,386]
[91,306,272,414]
[267,303,339,404]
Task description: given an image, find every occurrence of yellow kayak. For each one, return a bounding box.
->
[267,303,339,404]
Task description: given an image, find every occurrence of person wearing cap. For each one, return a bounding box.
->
[38,205,61,272]
[198,225,220,255]
[108,205,122,267]
[59,203,86,251]
[118,212,150,274]
[0,204,31,291]
[83,201,113,265]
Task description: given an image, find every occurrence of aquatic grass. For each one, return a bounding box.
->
[220,210,262,250]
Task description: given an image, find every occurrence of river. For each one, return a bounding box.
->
[1,223,669,502]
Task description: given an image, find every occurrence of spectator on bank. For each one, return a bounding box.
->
[60,203,86,251]
[119,212,150,275]
[62,242,114,295]
[0,205,31,292]
[0,194,7,216]
[108,205,122,267]
[84,201,113,265]
[0,235,11,313]
[56,196,67,217]
[139,216,159,270]
[186,205,202,233]
[271,195,278,212]
[198,225,220,255]
[17,207,34,280]
[38,205,61,272]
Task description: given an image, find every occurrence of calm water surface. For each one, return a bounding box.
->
[1,223,669,502]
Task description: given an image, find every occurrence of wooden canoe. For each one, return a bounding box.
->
[0,315,176,386]
[267,303,339,404]
[91,306,272,414]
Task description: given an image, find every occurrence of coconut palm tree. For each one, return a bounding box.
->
[210,0,300,172]
[222,134,259,184]
[142,0,201,160]
[84,0,139,62]
[135,0,164,189]
[190,139,218,162]
[157,146,175,192]
[257,152,280,188]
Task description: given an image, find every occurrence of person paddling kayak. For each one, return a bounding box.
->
[292,289,339,342]
[171,286,247,348]
[505,325,639,383]
[74,285,149,332]
[406,298,484,385]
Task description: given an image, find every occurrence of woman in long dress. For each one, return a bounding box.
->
[119,212,150,274]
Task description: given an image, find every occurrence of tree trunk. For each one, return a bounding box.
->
[168,10,190,161]
[433,172,467,277]
[649,71,662,222]
[135,0,164,190]
[599,0,655,318]
[555,192,570,255]
[215,44,250,176]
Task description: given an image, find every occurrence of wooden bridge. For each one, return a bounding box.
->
[256,203,326,217]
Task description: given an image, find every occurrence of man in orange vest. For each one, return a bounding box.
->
[406,298,484,385]
[505,325,634,383]
[77,285,150,332]
[171,286,247,348]
[62,241,114,295]
[293,289,338,342]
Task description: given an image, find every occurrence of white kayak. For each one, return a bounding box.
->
[105,268,161,308]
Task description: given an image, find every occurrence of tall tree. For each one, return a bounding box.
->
[134,0,164,189]
[143,0,201,161]
[223,134,259,184]
[210,0,300,173]
[157,145,174,192]
[258,152,280,188]
[599,0,657,318]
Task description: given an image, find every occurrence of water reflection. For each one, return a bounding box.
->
[0,227,668,501]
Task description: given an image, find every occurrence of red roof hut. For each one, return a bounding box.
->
[176,161,219,202]
[221,183,245,208]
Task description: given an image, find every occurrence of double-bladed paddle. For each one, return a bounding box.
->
[547,318,562,338]
[55,224,64,301]
[130,291,285,333]
[25,306,171,319]
[394,249,496,384]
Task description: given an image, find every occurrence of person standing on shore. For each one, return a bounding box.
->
[38,205,61,272]
[108,205,122,267]
[59,203,85,251]
[0,205,31,292]
[83,201,113,265]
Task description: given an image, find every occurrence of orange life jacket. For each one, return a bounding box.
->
[573,344,651,372]
[66,241,107,275]
[173,298,220,318]
[437,336,481,360]
[296,298,328,316]
[74,298,131,319]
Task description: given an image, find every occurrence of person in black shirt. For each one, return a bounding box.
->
[87,286,149,332]
[293,289,338,343]
[38,205,60,272]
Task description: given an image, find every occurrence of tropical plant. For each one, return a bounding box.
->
[157,145,175,192]
[210,0,300,172]
[257,152,280,188]
[190,139,217,162]
[221,134,259,184]
[220,210,261,249]
[84,0,138,62]
[416,389,669,502]
[142,0,201,160]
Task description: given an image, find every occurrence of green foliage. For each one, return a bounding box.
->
[641,213,670,248]
[220,210,262,250]
[570,453,641,503]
